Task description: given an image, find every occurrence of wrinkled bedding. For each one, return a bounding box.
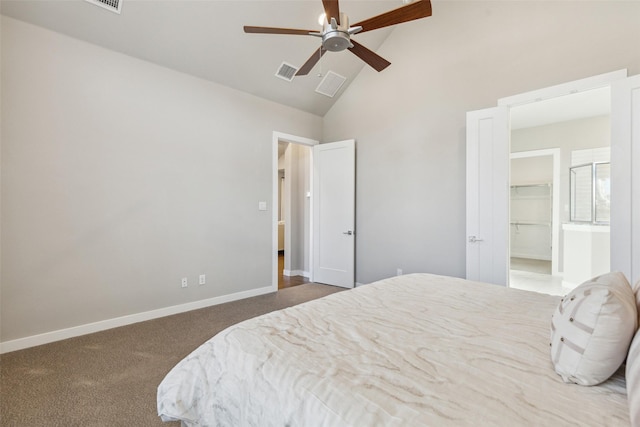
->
[157,273,629,426]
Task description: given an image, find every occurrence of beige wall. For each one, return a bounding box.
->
[0,17,322,342]
[323,1,640,284]
[3,1,640,345]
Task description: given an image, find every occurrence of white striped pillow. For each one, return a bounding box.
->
[550,272,637,386]
[626,280,640,427]
[627,330,640,426]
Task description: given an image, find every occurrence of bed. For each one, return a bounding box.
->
[157,273,632,426]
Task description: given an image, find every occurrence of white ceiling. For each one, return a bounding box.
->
[510,86,611,130]
[1,0,612,124]
[0,0,408,116]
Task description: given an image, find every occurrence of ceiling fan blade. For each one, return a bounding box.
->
[243,26,315,36]
[353,0,432,33]
[296,47,327,76]
[348,40,391,72]
[322,0,341,25]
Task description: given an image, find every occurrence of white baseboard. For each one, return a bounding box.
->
[510,253,552,261]
[282,270,310,278]
[0,285,274,354]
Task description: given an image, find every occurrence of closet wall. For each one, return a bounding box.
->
[510,157,553,260]
[511,115,610,272]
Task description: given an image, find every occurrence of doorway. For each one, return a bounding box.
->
[273,133,316,290]
[509,149,562,294]
[466,69,630,288]
[271,133,357,291]
[508,89,611,295]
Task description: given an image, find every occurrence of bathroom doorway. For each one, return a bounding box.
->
[508,88,611,295]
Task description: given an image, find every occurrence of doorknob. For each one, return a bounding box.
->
[468,235,484,243]
[343,230,354,235]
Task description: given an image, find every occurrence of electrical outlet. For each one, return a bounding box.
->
[181,277,188,288]
[396,268,403,276]
[199,274,206,285]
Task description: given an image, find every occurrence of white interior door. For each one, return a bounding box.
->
[611,74,640,285]
[466,107,510,286]
[312,140,355,288]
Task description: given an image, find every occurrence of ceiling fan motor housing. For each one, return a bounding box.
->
[322,13,352,52]
[323,31,350,52]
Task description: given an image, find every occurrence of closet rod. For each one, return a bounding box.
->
[510,183,551,188]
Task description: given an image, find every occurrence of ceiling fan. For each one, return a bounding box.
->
[244,0,432,76]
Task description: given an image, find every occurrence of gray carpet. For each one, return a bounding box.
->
[0,283,345,426]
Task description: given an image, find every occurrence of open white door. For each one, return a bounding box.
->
[611,74,640,285]
[312,140,355,288]
[466,107,510,286]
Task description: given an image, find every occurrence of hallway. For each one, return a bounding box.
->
[278,252,310,289]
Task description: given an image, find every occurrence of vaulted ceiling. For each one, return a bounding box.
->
[1,0,411,116]
[2,0,614,124]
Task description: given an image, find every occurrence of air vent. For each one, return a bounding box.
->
[85,0,122,14]
[275,62,299,82]
[315,71,346,98]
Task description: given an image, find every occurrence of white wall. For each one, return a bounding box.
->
[1,17,322,343]
[282,143,311,276]
[510,157,553,261]
[323,1,640,284]
[511,157,553,186]
[512,116,610,230]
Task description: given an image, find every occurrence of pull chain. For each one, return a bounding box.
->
[317,48,323,78]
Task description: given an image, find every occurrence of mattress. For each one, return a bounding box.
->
[157,273,629,426]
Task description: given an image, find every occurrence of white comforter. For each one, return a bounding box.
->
[157,273,629,426]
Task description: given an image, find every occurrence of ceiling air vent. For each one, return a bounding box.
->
[85,0,122,14]
[275,62,298,82]
[315,71,346,98]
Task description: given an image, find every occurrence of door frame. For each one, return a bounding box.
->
[468,69,627,287]
[510,148,561,277]
[611,74,640,284]
[499,70,627,285]
[271,131,318,291]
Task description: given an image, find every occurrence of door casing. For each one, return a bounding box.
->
[272,132,318,291]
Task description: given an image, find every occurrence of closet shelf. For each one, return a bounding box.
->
[510,183,551,188]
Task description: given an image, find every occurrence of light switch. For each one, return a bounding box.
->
[258,201,267,211]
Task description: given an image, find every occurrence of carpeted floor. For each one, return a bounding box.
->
[0,283,345,426]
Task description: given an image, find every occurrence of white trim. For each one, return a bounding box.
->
[282,269,310,278]
[499,69,627,107]
[510,252,552,261]
[272,131,318,291]
[510,148,561,277]
[0,286,273,354]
